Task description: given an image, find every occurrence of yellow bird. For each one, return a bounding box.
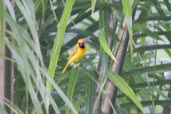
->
[62,39,87,73]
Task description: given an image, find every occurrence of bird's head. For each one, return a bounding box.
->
[78,39,85,49]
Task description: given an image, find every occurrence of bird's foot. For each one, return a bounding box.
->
[72,63,80,68]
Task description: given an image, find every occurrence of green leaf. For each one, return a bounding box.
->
[86,71,94,114]
[0,105,7,114]
[0,0,4,50]
[3,98,24,114]
[45,0,76,110]
[5,0,16,21]
[107,72,145,114]
[122,0,134,60]
[42,69,78,114]
[122,63,171,76]
[121,100,171,107]
[5,12,60,113]
[154,87,169,100]
[99,8,117,63]
[5,28,44,114]
[47,0,76,89]
[164,0,171,11]
[66,68,79,114]
[91,0,96,14]
[14,0,44,70]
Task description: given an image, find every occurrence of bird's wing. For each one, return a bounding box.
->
[68,45,78,60]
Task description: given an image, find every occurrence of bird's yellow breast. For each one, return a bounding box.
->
[72,46,86,63]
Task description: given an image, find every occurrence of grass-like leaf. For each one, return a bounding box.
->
[86,71,94,114]
[0,0,4,50]
[122,0,134,60]
[66,68,79,114]
[42,69,78,114]
[5,11,60,114]
[122,63,171,76]
[99,8,117,63]
[3,98,24,114]
[91,0,96,14]
[47,0,76,89]
[0,105,7,114]
[107,72,145,114]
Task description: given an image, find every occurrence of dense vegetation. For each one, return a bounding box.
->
[0,0,171,114]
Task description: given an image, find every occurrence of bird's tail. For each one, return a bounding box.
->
[62,62,70,73]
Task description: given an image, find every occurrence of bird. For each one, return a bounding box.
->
[62,39,87,73]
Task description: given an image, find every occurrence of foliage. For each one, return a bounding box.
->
[0,0,171,114]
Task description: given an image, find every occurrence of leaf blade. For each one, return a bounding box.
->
[107,72,145,114]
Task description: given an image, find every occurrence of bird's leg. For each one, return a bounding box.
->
[71,63,80,68]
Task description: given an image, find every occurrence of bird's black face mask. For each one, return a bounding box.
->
[79,43,85,49]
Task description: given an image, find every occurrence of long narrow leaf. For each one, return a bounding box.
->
[86,71,94,114]
[5,40,44,114]
[41,69,78,114]
[122,0,134,60]
[66,68,79,114]
[3,98,24,114]
[107,72,144,114]
[47,0,76,89]
[15,0,43,63]
[122,63,171,76]
[0,0,4,50]
[99,7,117,63]
[5,0,16,21]
[0,105,7,114]
[91,0,96,14]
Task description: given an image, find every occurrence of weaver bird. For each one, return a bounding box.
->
[62,39,87,73]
